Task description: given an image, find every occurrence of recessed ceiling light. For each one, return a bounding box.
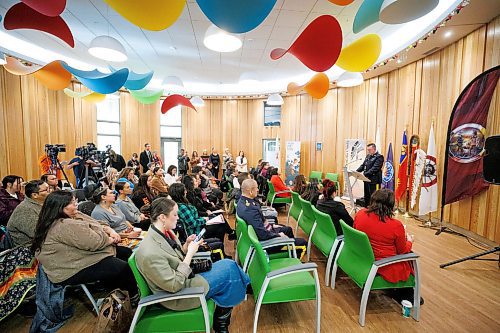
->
[88,36,127,62]
[190,96,205,107]
[266,93,283,106]
[444,31,453,38]
[204,25,242,53]
[337,72,363,87]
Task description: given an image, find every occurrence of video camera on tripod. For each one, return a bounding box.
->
[45,144,66,160]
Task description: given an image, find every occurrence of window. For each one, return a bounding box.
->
[263,102,281,126]
[96,97,121,153]
[160,105,182,138]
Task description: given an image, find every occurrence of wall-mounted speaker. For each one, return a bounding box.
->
[483,135,500,184]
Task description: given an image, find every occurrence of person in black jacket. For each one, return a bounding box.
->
[139,143,153,173]
[356,143,384,207]
[177,149,190,176]
[107,150,126,171]
[316,180,353,236]
[209,149,221,179]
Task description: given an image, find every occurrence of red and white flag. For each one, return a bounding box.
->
[419,125,438,215]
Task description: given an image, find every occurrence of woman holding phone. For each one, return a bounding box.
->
[135,197,249,333]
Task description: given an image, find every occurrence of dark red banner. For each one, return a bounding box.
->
[443,66,500,205]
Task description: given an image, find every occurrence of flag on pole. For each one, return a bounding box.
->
[410,148,426,209]
[395,130,408,202]
[382,143,395,191]
[419,125,438,215]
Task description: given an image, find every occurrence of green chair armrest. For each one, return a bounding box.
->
[374,253,419,268]
[275,189,291,195]
[261,238,296,249]
[138,287,206,307]
[267,263,318,279]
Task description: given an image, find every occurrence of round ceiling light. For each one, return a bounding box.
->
[88,35,127,62]
[336,72,364,87]
[163,75,184,87]
[204,25,242,53]
[266,93,283,106]
[380,0,439,24]
[190,96,205,107]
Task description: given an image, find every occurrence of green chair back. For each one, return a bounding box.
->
[128,253,153,298]
[309,171,322,181]
[337,221,375,288]
[325,173,338,182]
[311,206,337,256]
[266,180,276,203]
[289,191,302,221]
[235,215,253,269]
[297,196,316,235]
[246,225,271,297]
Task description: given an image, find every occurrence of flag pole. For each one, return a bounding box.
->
[403,124,411,218]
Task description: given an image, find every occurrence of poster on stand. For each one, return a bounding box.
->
[342,139,366,199]
[285,141,301,186]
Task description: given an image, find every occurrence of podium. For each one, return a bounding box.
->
[343,167,370,214]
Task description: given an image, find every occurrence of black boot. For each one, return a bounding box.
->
[213,306,232,333]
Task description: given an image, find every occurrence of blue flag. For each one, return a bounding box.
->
[382,143,395,191]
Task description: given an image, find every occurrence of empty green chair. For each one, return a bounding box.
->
[266,180,292,207]
[128,253,216,333]
[331,221,420,327]
[287,191,303,226]
[297,197,318,261]
[311,206,344,287]
[247,225,321,333]
[235,214,296,272]
[325,172,340,193]
[309,171,322,182]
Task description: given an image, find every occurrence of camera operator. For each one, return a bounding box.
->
[38,144,66,180]
[67,146,99,188]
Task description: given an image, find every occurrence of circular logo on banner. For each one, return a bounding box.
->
[422,156,437,187]
[382,161,394,183]
[448,123,486,163]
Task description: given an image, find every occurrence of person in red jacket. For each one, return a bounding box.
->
[354,189,422,305]
[269,168,291,198]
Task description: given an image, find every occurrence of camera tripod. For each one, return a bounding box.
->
[440,246,500,268]
[77,162,100,189]
[48,155,70,186]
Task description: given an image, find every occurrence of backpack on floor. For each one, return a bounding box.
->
[93,289,133,333]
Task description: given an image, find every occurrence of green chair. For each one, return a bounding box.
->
[235,214,296,272]
[247,225,321,333]
[128,253,216,333]
[325,172,341,193]
[309,171,322,182]
[331,221,420,326]
[266,180,292,207]
[287,191,303,226]
[311,206,344,287]
[297,197,318,261]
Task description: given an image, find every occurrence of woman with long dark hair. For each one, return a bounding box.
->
[31,191,138,299]
[315,180,353,235]
[292,174,307,195]
[117,167,137,190]
[135,197,249,332]
[301,179,321,206]
[131,174,155,210]
[235,151,247,172]
[354,189,420,304]
[165,165,181,186]
[150,167,169,195]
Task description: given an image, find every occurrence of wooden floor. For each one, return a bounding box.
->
[1,211,499,333]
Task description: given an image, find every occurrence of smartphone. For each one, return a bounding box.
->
[194,228,206,242]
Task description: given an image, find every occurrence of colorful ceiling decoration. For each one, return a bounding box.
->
[21,0,66,17]
[336,34,382,72]
[379,0,439,24]
[104,0,186,31]
[270,15,343,72]
[61,62,129,94]
[129,89,164,104]
[287,73,330,99]
[63,88,106,103]
[196,0,277,34]
[353,0,384,34]
[3,57,71,90]
[161,94,197,114]
[109,66,153,91]
[3,2,74,47]
[327,0,355,5]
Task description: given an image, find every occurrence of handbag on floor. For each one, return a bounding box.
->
[93,289,133,333]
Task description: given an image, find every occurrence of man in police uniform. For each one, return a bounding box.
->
[357,143,384,207]
[236,179,306,257]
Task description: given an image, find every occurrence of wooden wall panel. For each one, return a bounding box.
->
[0,17,499,242]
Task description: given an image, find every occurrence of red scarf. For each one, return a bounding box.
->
[163,229,177,240]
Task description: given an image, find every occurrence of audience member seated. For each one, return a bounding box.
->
[0,175,25,226]
[115,182,150,230]
[301,179,321,206]
[41,174,60,193]
[192,166,224,209]
[315,180,353,235]
[131,174,155,210]
[354,189,421,304]
[169,183,234,243]
[269,168,291,198]
[292,174,307,196]
[135,197,249,332]
[259,161,270,178]
[165,165,181,186]
[32,190,138,301]
[150,167,169,195]
[183,175,212,217]
[227,172,251,204]
[107,150,126,171]
[91,188,141,238]
[7,180,49,247]
[104,167,118,190]
[127,153,141,176]
[117,167,137,190]
[236,179,307,257]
